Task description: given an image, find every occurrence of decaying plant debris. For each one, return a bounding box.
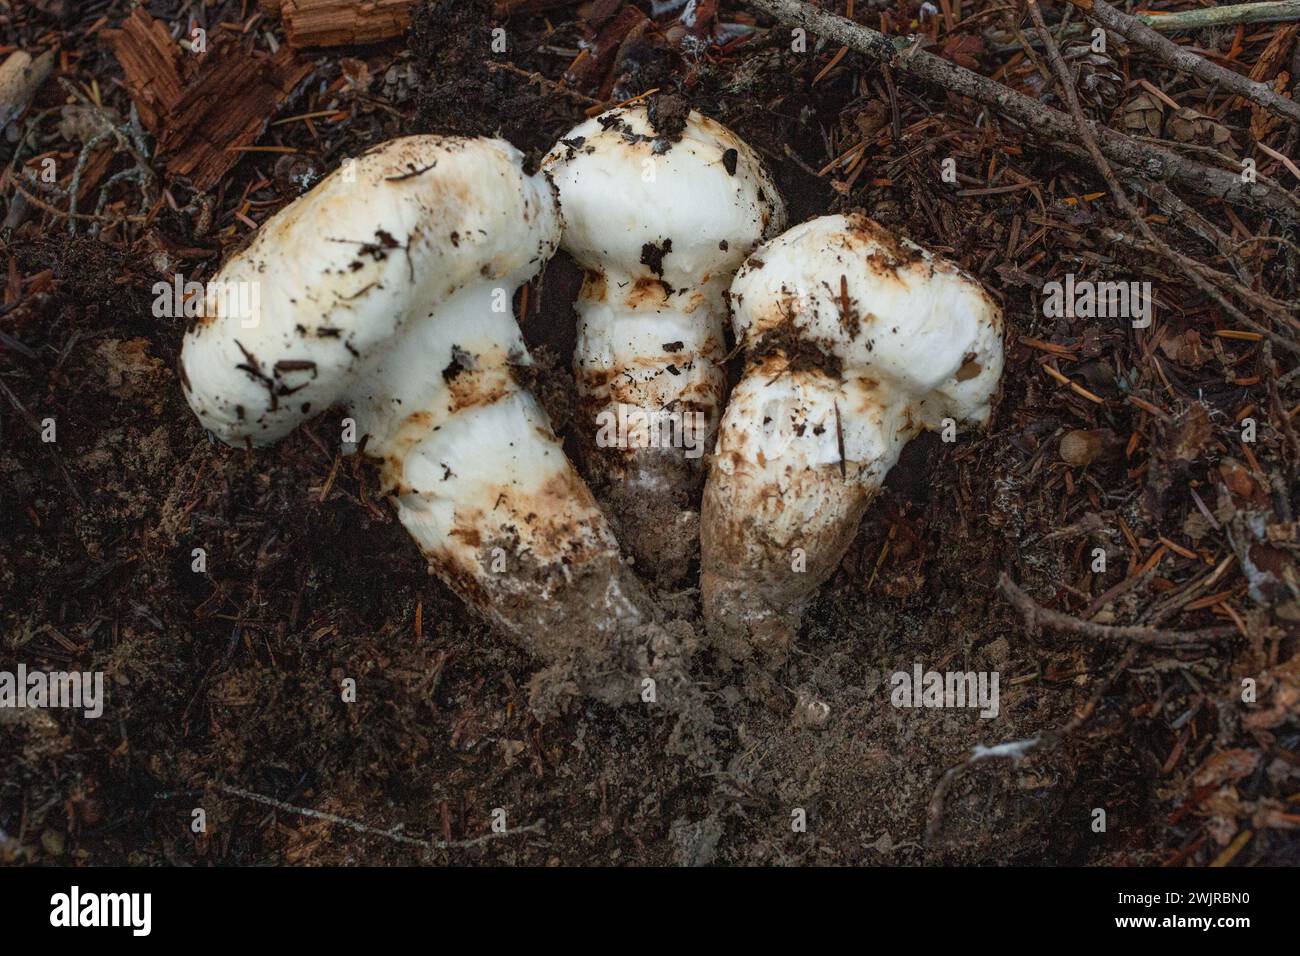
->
[1,0,1299,866]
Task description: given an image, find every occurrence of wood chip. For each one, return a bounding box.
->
[565,4,648,92]
[158,39,312,190]
[101,10,184,132]
[493,0,583,14]
[281,0,417,49]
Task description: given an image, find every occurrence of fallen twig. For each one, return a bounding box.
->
[745,0,1300,226]
[1100,227,1300,349]
[1065,0,1300,127]
[1027,0,1300,356]
[1128,178,1256,285]
[12,178,147,224]
[158,783,546,853]
[924,735,1042,846]
[484,60,604,107]
[1136,0,1300,32]
[998,573,1238,645]
[1264,342,1300,474]
[989,1,1300,51]
[0,377,85,507]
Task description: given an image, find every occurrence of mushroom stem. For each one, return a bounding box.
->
[180,136,658,663]
[572,266,728,578]
[700,214,1005,665]
[352,283,653,649]
[702,364,901,661]
[543,104,785,584]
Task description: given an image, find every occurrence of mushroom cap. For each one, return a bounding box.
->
[542,105,785,292]
[180,136,561,446]
[729,213,1004,427]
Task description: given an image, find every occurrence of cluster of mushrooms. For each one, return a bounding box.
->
[180,103,1004,694]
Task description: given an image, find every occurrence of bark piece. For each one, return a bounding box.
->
[564,4,648,90]
[158,41,312,190]
[102,9,184,132]
[281,0,416,48]
[1244,23,1299,137]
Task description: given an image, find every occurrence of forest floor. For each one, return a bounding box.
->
[1,0,1298,865]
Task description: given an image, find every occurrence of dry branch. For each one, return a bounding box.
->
[993,1,1300,51]
[1027,0,1296,354]
[925,644,1140,847]
[745,0,1300,226]
[157,784,546,853]
[998,574,1238,646]
[1065,0,1300,127]
[1139,0,1300,32]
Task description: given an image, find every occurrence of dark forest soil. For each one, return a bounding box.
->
[1,0,1298,866]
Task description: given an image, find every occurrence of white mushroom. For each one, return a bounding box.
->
[542,102,785,583]
[180,135,659,661]
[701,214,1004,664]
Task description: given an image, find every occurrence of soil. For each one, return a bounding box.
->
[2,0,1298,866]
